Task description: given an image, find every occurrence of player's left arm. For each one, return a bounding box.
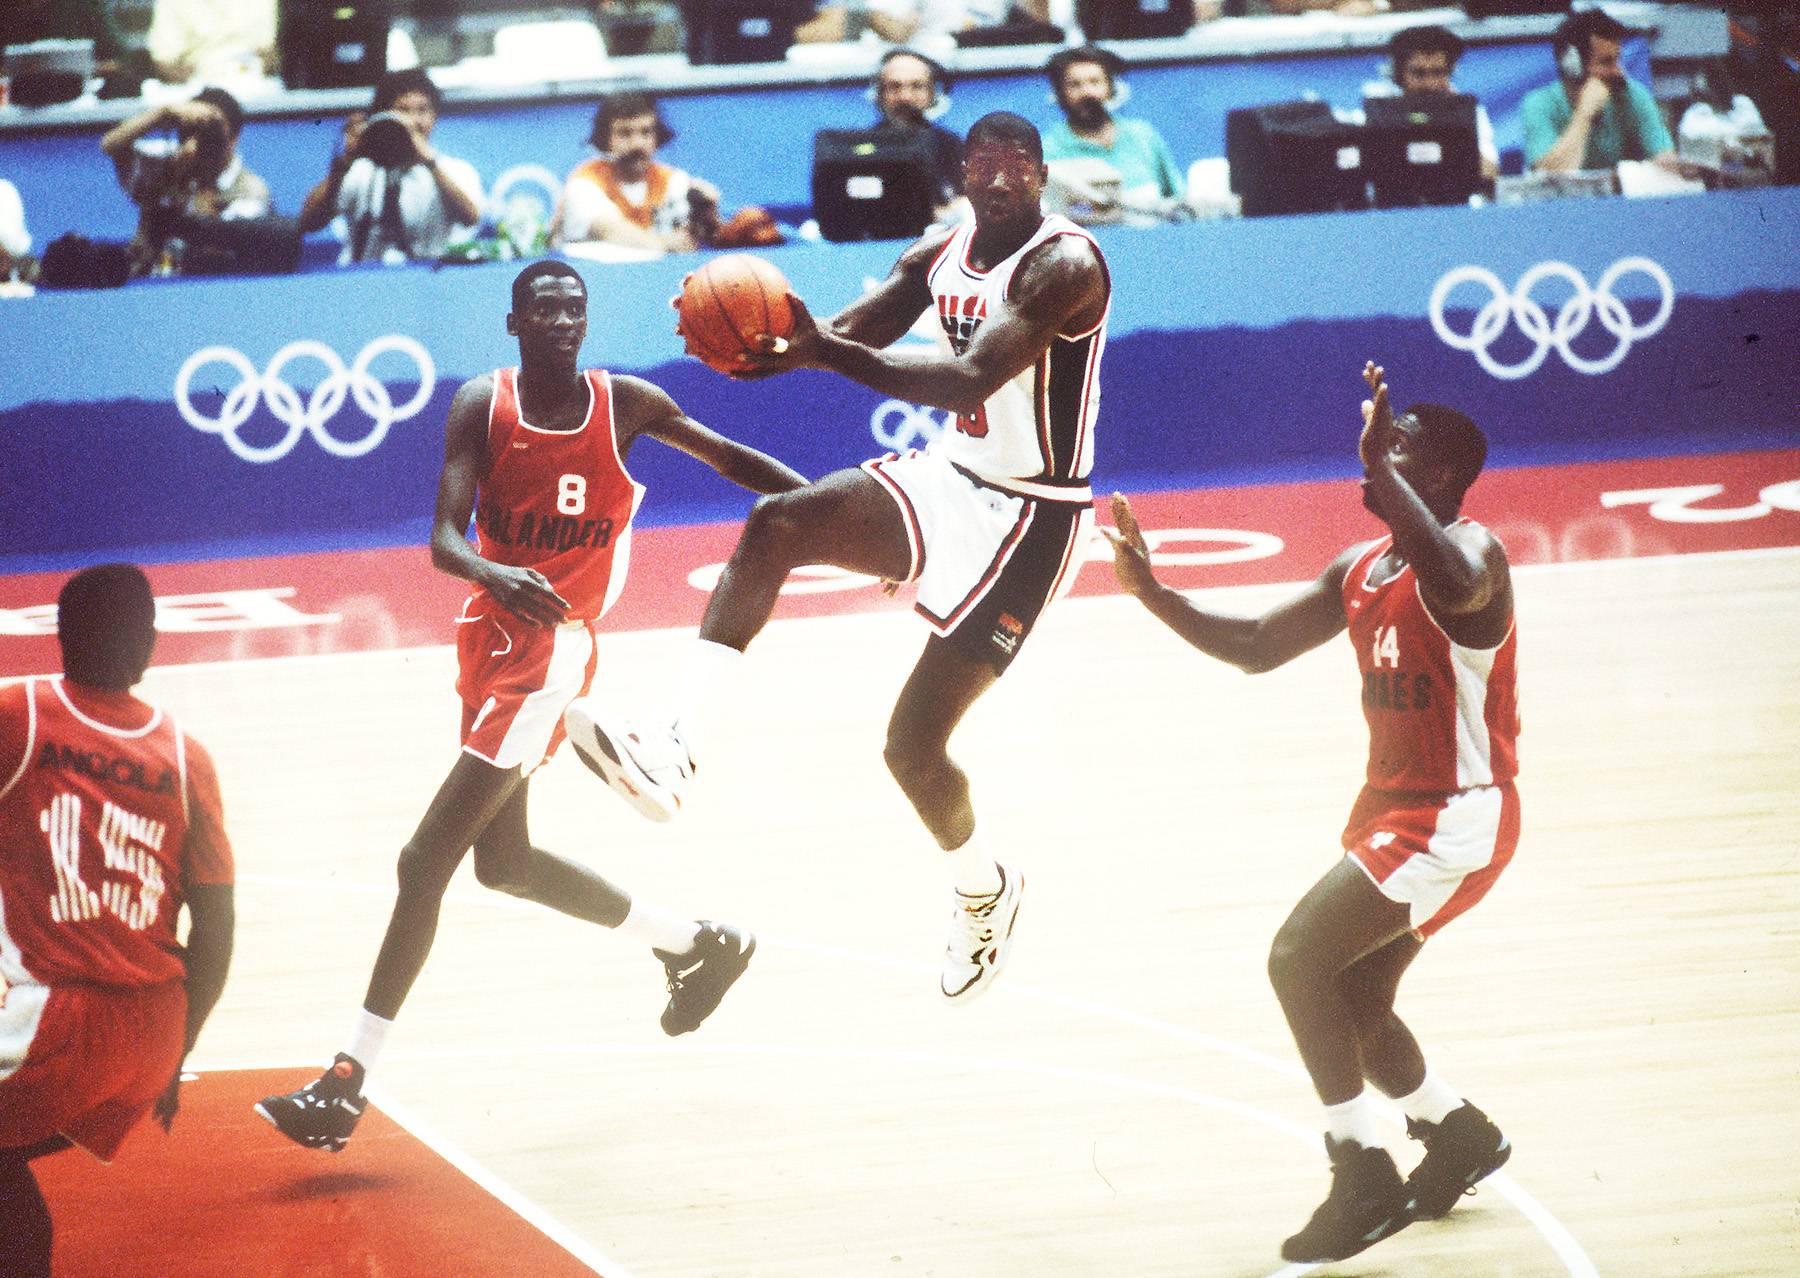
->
[771,235,1107,416]
[1359,365,1513,641]
[154,739,237,1131]
[612,375,809,496]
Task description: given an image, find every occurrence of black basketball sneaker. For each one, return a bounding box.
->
[656,922,755,1036]
[1281,1136,1413,1263]
[255,1053,368,1153]
[1404,1102,1512,1219]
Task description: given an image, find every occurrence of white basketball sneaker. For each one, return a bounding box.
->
[940,862,1024,1002]
[563,700,694,823]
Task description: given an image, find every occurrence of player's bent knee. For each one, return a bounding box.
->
[1267,930,1317,996]
[394,841,460,899]
[471,852,529,895]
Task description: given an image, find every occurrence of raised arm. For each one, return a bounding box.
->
[1357,363,1509,633]
[430,374,570,627]
[612,375,807,496]
[1104,494,1354,674]
[761,234,1108,418]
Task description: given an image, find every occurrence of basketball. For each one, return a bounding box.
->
[675,254,795,373]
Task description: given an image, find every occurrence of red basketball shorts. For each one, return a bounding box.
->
[1342,782,1520,938]
[0,979,186,1161]
[455,607,600,774]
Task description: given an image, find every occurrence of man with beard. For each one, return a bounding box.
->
[869,48,965,221]
[553,93,722,255]
[1041,46,1183,224]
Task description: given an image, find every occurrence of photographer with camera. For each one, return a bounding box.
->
[299,69,484,267]
[99,87,270,270]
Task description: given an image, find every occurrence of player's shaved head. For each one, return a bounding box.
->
[58,563,157,690]
[1403,403,1487,500]
[512,260,587,313]
[965,111,1042,162]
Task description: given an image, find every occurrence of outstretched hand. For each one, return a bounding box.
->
[1100,492,1159,598]
[1358,360,1399,473]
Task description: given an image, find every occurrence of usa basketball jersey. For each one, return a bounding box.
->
[0,678,234,991]
[472,367,645,622]
[924,214,1108,489]
[1342,529,1519,792]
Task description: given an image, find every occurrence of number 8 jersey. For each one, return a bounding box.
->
[0,678,234,992]
[471,367,646,623]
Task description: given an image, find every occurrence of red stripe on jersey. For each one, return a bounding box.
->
[472,368,643,622]
[1341,531,1520,792]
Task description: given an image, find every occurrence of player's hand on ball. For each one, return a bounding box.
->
[749,292,819,365]
[1102,493,1159,598]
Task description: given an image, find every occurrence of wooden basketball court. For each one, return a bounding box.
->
[62,534,1796,1277]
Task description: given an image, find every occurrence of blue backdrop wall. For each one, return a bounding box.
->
[3,185,1795,573]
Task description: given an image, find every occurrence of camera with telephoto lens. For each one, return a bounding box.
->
[355,112,421,169]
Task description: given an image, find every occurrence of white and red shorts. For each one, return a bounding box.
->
[1342,783,1520,938]
[455,604,600,774]
[0,978,186,1161]
[861,449,1092,672]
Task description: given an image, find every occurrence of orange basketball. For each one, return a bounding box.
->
[676,254,795,373]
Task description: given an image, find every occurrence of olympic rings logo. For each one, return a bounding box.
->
[173,336,436,463]
[871,399,948,451]
[1428,258,1674,380]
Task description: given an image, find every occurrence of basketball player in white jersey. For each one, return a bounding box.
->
[1105,363,1519,1264]
[565,112,1109,1003]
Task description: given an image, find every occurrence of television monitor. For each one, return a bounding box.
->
[683,0,801,64]
[811,129,937,243]
[1363,94,1483,207]
[1077,0,1197,40]
[1226,101,1370,217]
[279,0,389,89]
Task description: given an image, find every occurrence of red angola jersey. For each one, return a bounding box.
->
[470,367,645,623]
[1341,528,1519,792]
[0,678,234,991]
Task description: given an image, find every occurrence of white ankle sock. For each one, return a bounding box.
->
[948,839,1002,896]
[671,639,744,760]
[1323,1091,1384,1150]
[614,897,703,955]
[1392,1071,1462,1125]
[345,1008,394,1077]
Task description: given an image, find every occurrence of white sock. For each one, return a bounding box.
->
[613,897,703,955]
[948,839,1003,897]
[1323,1091,1384,1150]
[1392,1071,1462,1125]
[345,1008,394,1077]
[671,639,744,760]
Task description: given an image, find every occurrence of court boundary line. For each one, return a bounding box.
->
[227,872,1601,1278]
[49,540,1799,682]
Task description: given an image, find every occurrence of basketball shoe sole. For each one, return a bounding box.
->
[563,702,685,823]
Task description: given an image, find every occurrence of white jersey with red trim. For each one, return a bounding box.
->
[923,214,1108,487]
[1342,527,1520,792]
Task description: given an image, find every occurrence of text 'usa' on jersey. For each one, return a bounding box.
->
[924,215,1108,485]
[1341,532,1519,793]
[473,367,646,622]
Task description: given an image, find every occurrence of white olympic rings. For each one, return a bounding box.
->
[1429,257,1674,380]
[871,399,948,451]
[174,336,437,463]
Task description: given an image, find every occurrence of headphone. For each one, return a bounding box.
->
[1045,46,1131,112]
[1557,39,1585,79]
[870,48,953,122]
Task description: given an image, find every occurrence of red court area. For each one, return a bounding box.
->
[1,448,1796,677]
[32,1069,602,1278]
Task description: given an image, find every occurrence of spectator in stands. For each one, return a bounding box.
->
[100,87,271,236]
[867,0,1054,52]
[553,93,720,255]
[0,0,151,97]
[0,177,29,279]
[146,0,276,85]
[1372,26,1499,181]
[870,48,965,220]
[1042,45,1184,224]
[299,69,484,266]
[1522,8,1678,173]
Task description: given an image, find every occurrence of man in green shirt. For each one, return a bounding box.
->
[1041,45,1184,222]
[1520,9,1676,173]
